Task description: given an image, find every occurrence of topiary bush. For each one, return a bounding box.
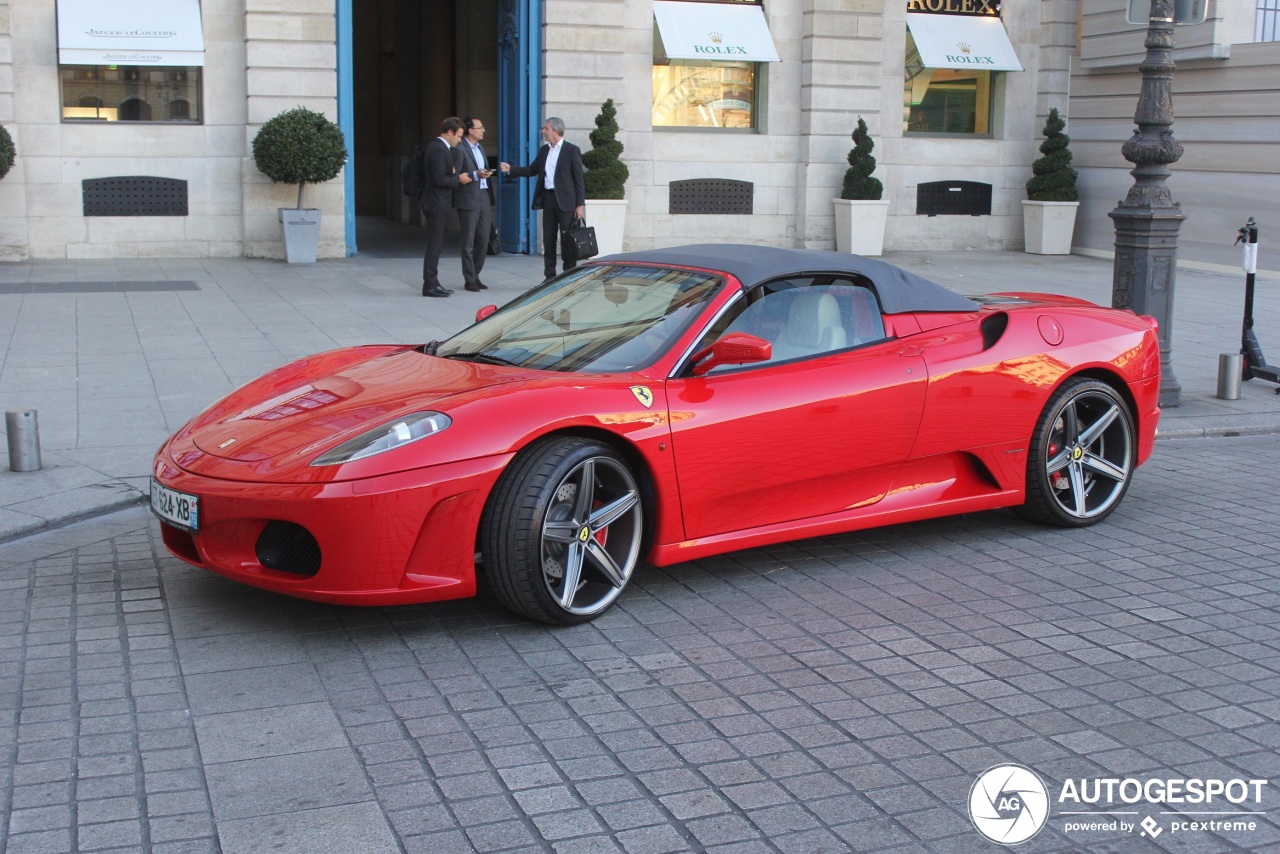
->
[841,116,883,201]
[1026,108,1078,202]
[251,107,347,209]
[0,123,14,181]
[583,99,629,200]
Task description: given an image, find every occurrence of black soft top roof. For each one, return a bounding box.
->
[596,244,978,314]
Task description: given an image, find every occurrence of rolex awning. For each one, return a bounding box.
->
[905,13,1022,72]
[57,0,205,66]
[654,0,780,63]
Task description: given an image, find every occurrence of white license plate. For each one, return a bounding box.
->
[151,479,199,532]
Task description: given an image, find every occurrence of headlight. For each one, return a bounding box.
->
[310,412,452,466]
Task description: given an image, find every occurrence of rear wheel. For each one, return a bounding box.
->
[481,437,643,624]
[1023,379,1135,527]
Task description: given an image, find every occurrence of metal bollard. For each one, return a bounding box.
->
[6,409,44,472]
[1217,353,1243,400]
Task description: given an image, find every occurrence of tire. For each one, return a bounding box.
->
[1022,379,1136,528]
[480,437,643,624]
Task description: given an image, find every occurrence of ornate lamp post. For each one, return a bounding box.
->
[1109,0,1185,407]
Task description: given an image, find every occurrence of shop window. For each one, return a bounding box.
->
[904,51,993,135]
[652,0,779,130]
[60,65,203,124]
[653,62,759,129]
[901,11,1021,136]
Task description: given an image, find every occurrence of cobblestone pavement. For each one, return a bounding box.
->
[3,434,1280,854]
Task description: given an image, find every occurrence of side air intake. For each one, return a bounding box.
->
[980,312,1009,350]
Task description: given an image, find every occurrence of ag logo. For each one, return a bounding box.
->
[630,385,654,408]
[969,764,1049,845]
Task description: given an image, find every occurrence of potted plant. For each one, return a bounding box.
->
[0,121,23,261]
[0,123,14,181]
[582,99,629,256]
[251,107,347,263]
[1022,108,1079,255]
[833,117,889,256]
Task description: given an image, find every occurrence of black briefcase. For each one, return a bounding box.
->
[564,217,599,260]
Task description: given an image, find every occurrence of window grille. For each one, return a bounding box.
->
[1259,0,1280,41]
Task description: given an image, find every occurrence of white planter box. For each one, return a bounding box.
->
[280,208,321,264]
[832,199,889,256]
[585,199,628,258]
[1022,200,1079,255]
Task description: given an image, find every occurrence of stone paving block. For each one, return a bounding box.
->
[216,802,398,854]
[203,748,372,821]
[182,663,327,714]
[193,701,347,763]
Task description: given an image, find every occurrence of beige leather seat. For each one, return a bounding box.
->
[772,291,847,361]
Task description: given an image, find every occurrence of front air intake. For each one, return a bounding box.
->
[255,521,322,576]
[980,312,1009,350]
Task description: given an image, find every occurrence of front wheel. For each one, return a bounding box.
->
[481,437,643,624]
[1022,379,1136,527]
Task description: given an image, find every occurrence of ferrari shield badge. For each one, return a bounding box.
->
[630,386,654,408]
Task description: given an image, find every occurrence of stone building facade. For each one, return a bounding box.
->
[0,0,1273,272]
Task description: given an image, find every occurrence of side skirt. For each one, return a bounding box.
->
[649,451,1025,566]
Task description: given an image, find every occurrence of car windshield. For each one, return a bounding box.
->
[434,264,725,372]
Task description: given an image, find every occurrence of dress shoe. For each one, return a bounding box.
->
[464,282,483,292]
[475,281,489,290]
[422,286,451,298]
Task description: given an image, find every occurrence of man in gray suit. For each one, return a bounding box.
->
[456,118,496,292]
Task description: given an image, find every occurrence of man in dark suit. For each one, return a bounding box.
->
[420,117,472,297]
[500,116,585,283]
[456,118,496,292]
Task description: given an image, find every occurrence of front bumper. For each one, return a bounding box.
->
[152,449,510,606]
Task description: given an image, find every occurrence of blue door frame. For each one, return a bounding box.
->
[498,0,541,253]
[336,0,356,256]
[336,0,540,257]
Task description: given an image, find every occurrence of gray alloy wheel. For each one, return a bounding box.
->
[1023,379,1136,527]
[481,437,643,624]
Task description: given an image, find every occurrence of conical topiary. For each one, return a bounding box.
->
[1026,108,1078,202]
[251,107,348,209]
[0,123,14,181]
[583,99,629,200]
[841,116,883,201]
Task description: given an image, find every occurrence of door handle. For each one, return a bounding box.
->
[898,346,924,357]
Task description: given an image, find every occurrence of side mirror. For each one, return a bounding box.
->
[475,304,498,322]
[691,332,772,377]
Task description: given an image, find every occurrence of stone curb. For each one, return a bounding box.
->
[1155,423,1280,440]
[0,491,147,545]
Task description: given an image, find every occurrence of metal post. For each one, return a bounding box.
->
[1109,0,1186,408]
[6,409,43,472]
[1217,354,1242,400]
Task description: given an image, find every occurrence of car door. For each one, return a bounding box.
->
[664,280,929,540]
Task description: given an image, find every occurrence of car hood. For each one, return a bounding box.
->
[188,348,529,463]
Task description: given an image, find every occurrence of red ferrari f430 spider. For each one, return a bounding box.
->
[151,246,1160,623]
